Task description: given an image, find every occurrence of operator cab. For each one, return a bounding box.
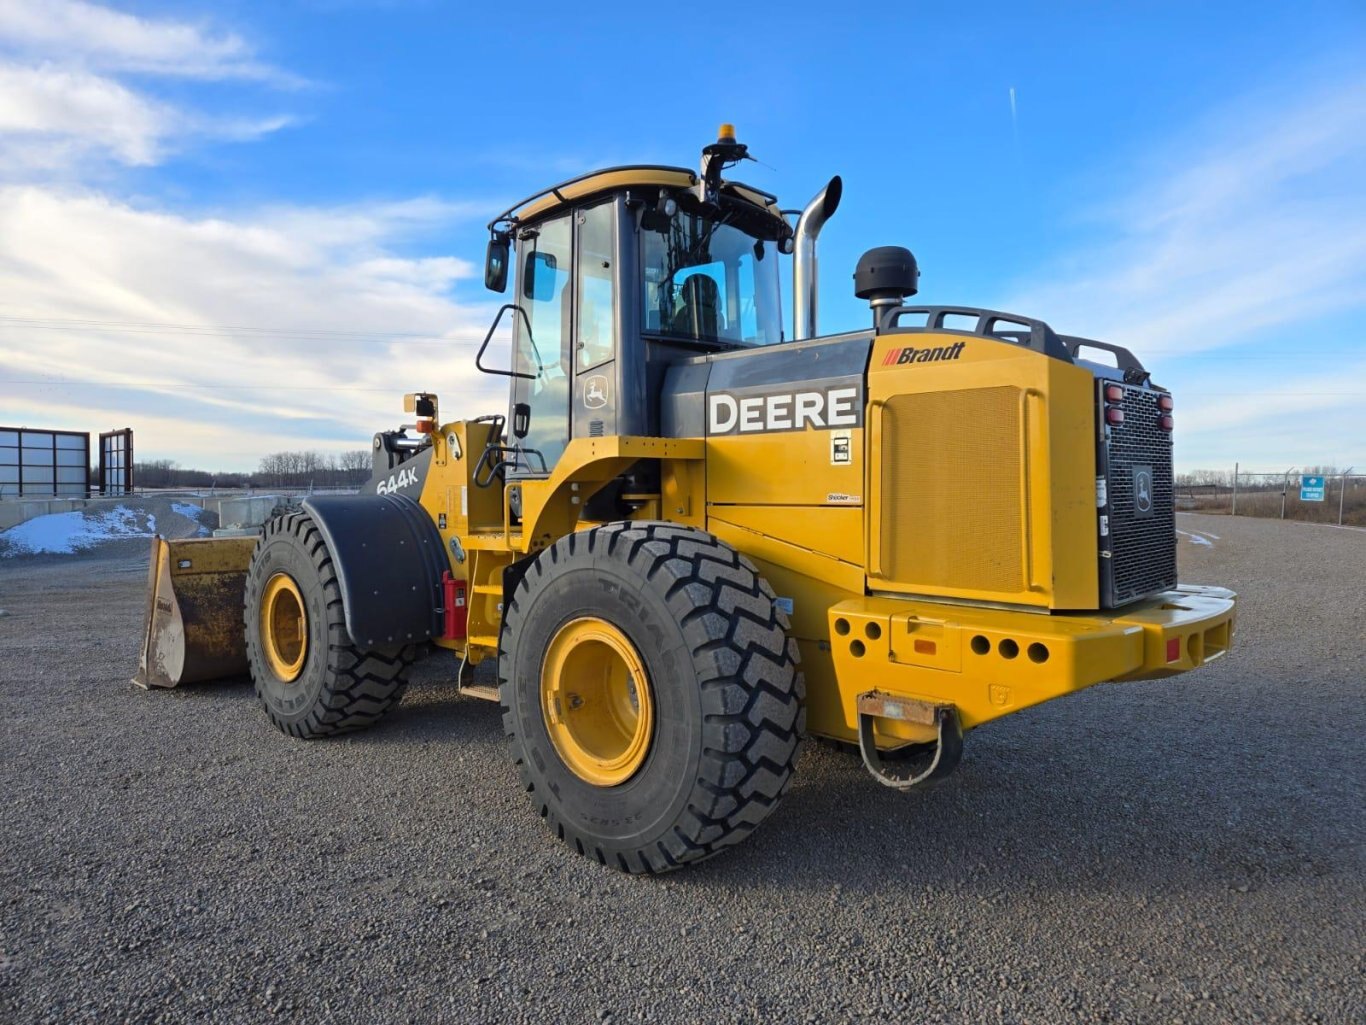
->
[476,127,793,487]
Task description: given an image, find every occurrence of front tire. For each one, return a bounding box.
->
[500,522,804,873]
[245,512,414,738]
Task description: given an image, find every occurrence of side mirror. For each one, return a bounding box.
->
[522,251,558,302]
[512,402,531,440]
[485,235,509,293]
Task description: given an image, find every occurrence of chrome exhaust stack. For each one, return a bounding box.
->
[792,175,843,340]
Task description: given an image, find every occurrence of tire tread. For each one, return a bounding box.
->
[245,512,412,739]
[498,521,804,873]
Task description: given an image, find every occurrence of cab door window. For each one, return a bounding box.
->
[512,212,572,469]
[576,202,616,371]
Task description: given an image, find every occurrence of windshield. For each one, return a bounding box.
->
[641,211,783,346]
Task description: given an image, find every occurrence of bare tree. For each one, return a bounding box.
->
[337,449,371,485]
[257,449,370,488]
[134,459,178,488]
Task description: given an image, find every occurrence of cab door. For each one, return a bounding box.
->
[571,200,620,440]
[510,200,621,474]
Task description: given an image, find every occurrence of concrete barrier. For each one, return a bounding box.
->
[1,493,281,534]
[0,495,211,533]
[203,496,279,529]
[0,498,88,531]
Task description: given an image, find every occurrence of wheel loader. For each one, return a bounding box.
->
[135,127,1237,873]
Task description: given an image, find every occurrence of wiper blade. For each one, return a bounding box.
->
[682,210,733,266]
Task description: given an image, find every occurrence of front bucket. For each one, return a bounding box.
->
[133,536,257,689]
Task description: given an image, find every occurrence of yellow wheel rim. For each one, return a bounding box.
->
[540,616,654,787]
[261,572,308,682]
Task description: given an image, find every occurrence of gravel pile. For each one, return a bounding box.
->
[0,513,1361,1023]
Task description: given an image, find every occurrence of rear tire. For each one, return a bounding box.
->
[245,511,414,738]
[500,522,804,873]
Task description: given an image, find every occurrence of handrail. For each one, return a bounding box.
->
[1018,388,1045,593]
[867,398,887,579]
[487,164,696,231]
[475,304,540,381]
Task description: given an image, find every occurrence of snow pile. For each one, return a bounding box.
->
[1,505,158,554]
[0,498,218,556]
[1,506,154,554]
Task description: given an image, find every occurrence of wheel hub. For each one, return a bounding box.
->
[540,617,654,787]
[261,572,307,683]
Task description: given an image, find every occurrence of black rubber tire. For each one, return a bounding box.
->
[499,521,805,873]
[244,511,414,739]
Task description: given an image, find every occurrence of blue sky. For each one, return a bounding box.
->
[0,0,1363,473]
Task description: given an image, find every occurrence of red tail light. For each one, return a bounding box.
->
[1159,415,1174,431]
[1104,384,1124,403]
[1158,394,1174,411]
[1105,407,1125,426]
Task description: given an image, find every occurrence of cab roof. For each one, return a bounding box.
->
[488,164,786,234]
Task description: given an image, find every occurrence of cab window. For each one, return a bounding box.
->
[512,212,572,468]
[641,210,783,346]
[576,202,616,371]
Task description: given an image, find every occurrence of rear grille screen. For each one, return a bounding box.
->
[1101,385,1176,606]
[880,387,1023,594]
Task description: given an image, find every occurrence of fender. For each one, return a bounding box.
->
[301,494,447,650]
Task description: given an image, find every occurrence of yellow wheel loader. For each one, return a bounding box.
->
[136,127,1236,873]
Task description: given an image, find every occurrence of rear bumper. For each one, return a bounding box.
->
[1108,585,1236,680]
[825,584,1236,744]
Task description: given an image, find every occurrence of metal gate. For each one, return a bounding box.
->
[99,428,135,496]
[0,427,90,498]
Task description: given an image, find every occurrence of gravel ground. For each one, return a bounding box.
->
[0,514,1362,1024]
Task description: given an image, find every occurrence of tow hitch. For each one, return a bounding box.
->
[856,691,964,790]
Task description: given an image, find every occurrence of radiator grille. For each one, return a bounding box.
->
[880,387,1023,593]
[1102,385,1176,605]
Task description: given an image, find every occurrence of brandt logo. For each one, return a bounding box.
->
[882,341,967,366]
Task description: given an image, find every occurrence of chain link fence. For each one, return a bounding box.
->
[1177,466,1364,527]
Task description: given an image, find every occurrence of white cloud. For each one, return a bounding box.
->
[0,60,291,172]
[0,63,175,166]
[0,2,296,174]
[1172,359,1366,471]
[0,5,504,472]
[0,6,509,472]
[0,0,293,82]
[0,186,506,470]
[998,70,1366,470]
[1002,73,1366,357]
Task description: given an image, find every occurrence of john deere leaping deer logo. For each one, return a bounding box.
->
[584,375,609,409]
[1133,465,1154,518]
